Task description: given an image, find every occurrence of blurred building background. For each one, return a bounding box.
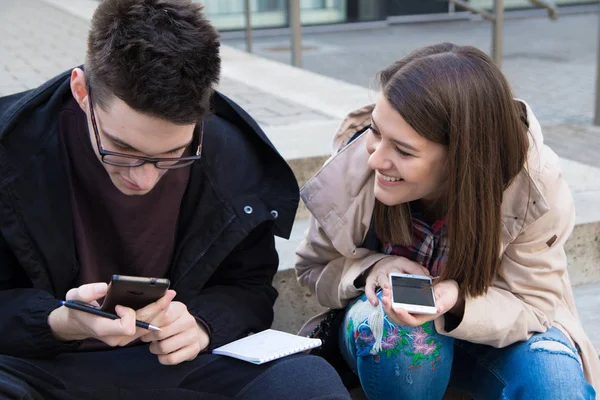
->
[197,0,594,30]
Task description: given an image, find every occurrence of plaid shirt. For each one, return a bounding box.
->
[383,203,448,277]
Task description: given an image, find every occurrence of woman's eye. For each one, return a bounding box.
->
[396,148,413,157]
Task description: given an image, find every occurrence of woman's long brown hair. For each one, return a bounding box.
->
[374,43,529,298]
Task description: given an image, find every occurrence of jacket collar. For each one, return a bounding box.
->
[0,68,298,239]
[301,100,550,255]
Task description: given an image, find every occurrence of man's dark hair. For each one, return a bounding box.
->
[86,0,221,124]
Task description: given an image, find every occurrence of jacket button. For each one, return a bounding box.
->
[270,210,279,219]
[244,206,253,214]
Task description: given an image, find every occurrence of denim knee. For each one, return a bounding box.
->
[503,333,595,400]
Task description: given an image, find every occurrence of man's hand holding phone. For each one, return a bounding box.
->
[48,282,176,347]
[140,301,210,365]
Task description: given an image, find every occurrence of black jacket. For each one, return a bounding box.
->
[0,70,299,358]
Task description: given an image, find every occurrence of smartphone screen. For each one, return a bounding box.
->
[391,276,435,307]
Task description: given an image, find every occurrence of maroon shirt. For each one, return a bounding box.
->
[58,96,191,288]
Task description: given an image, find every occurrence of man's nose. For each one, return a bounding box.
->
[128,163,161,190]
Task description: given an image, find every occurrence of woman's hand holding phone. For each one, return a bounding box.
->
[140,301,210,365]
[381,279,460,327]
[48,282,176,347]
[364,256,430,306]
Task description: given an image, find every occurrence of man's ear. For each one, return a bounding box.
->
[70,68,88,113]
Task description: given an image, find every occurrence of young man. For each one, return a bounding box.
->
[0,1,349,399]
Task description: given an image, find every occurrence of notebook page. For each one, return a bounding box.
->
[213,329,321,364]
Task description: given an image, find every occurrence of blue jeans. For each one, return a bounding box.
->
[340,292,595,400]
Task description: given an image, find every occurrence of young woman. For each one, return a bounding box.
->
[295,43,599,399]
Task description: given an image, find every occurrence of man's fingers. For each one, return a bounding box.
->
[114,305,137,336]
[86,306,136,338]
[142,303,193,343]
[136,290,177,322]
[141,313,180,343]
[149,328,196,356]
[89,300,101,308]
[65,282,108,302]
[157,344,200,366]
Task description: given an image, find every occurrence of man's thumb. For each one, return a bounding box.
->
[66,282,108,302]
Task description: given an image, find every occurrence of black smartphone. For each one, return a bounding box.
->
[100,275,170,312]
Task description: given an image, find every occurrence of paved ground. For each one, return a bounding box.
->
[0,0,318,130]
[223,12,598,124]
[218,78,331,127]
[222,10,600,166]
[3,1,600,168]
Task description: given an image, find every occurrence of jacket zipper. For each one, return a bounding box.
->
[173,215,236,289]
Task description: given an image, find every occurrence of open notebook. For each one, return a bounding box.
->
[212,329,322,364]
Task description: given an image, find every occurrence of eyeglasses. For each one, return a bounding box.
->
[88,92,203,169]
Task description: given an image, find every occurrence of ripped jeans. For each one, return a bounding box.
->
[340,292,596,400]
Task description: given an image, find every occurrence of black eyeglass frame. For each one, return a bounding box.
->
[88,92,203,169]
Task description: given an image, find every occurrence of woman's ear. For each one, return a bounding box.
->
[70,68,88,112]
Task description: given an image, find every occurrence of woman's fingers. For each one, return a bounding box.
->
[399,260,430,276]
[382,283,438,327]
[365,275,380,306]
[364,256,430,307]
[433,280,459,314]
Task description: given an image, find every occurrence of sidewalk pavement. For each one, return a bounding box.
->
[0,0,345,160]
[223,8,598,125]
[222,7,600,168]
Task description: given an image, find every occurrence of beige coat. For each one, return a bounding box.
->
[295,102,600,391]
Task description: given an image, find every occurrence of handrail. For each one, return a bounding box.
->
[448,0,559,68]
[448,0,496,21]
[449,0,503,66]
[448,0,558,21]
[528,0,559,20]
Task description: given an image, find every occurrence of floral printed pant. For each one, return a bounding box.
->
[339,292,595,400]
[339,291,454,400]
